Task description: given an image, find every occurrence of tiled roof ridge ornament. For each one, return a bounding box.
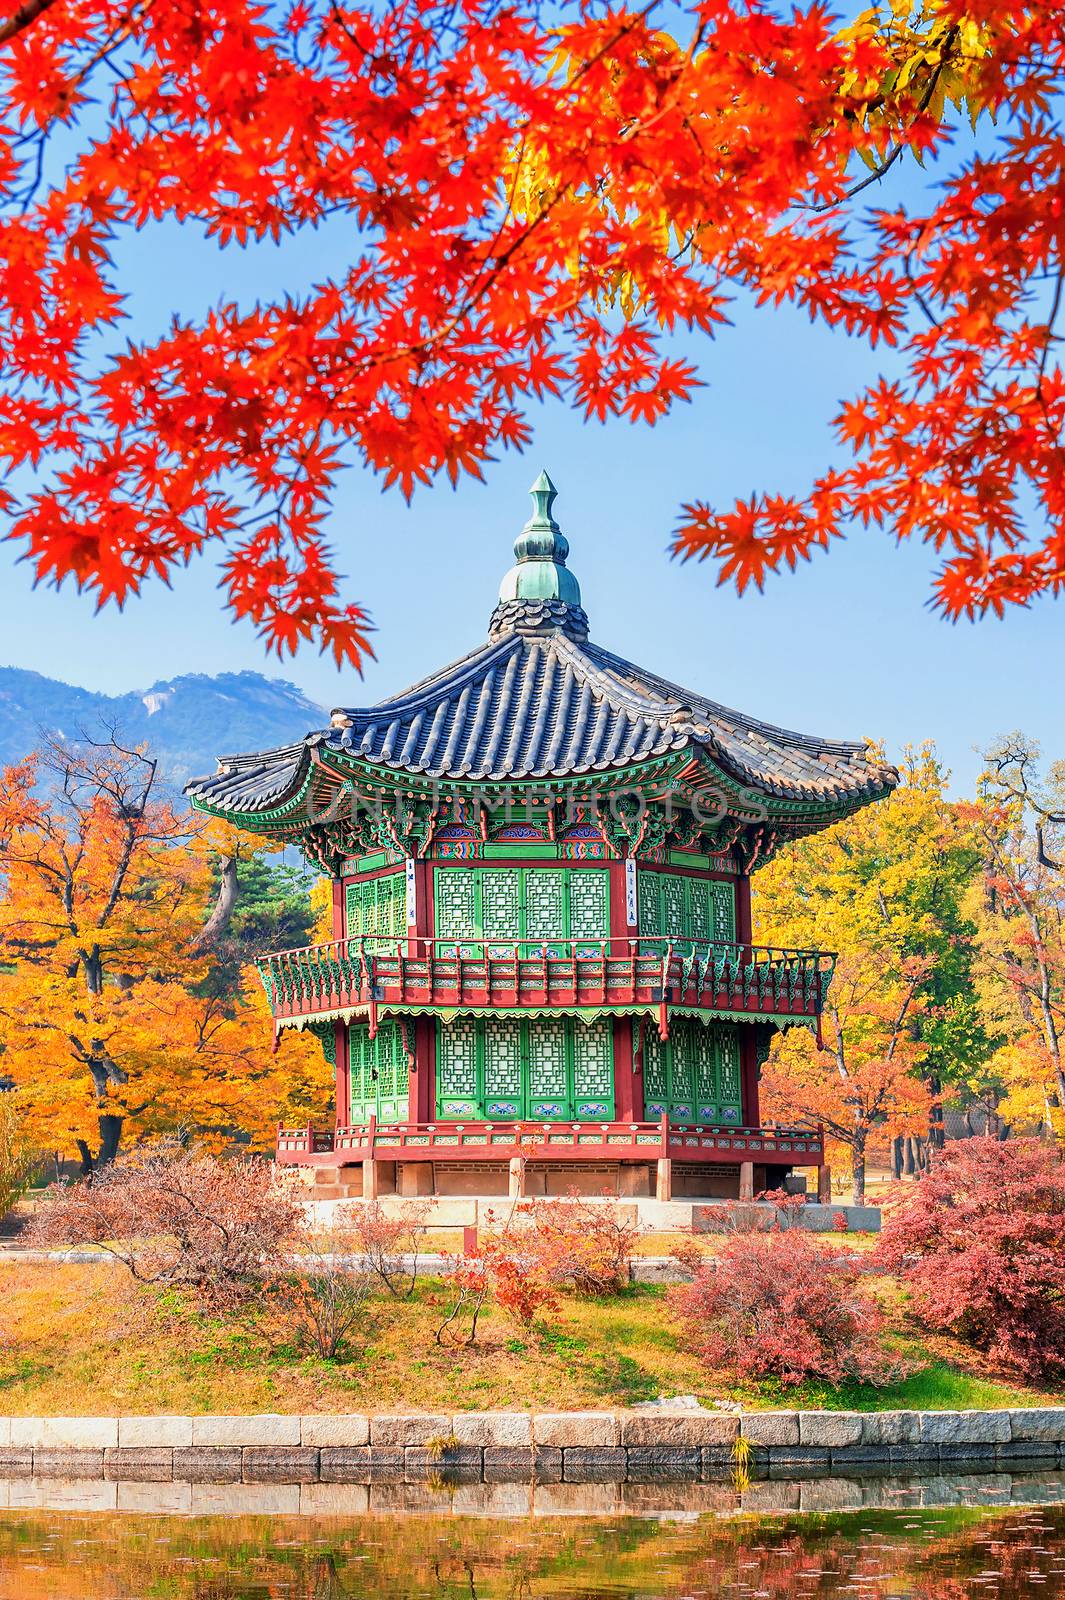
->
[488,470,591,642]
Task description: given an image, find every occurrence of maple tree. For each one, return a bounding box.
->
[669,1227,899,1386]
[754,746,986,1200]
[878,1137,1065,1377]
[964,734,1065,1130]
[0,735,330,1171]
[0,1,1061,664]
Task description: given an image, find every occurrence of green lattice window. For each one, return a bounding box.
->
[345,873,406,949]
[642,1019,743,1124]
[638,870,736,948]
[435,1016,614,1120]
[347,1021,410,1122]
[434,867,608,954]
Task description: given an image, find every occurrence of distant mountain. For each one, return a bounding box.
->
[0,667,328,794]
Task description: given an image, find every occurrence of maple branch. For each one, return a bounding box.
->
[0,0,56,45]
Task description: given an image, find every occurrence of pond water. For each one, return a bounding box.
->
[3,1484,1065,1600]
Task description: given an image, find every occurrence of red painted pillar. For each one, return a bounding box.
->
[741,1028,760,1127]
[334,1020,350,1126]
[409,1017,434,1122]
[735,871,752,945]
[332,876,345,940]
[612,1018,639,1121]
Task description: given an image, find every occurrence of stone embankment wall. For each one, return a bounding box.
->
[2,1408,1064,1488]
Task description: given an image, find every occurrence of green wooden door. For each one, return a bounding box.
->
[436,1016,615,1120]
[643,1019,743,1124]
[435,867,609,955]
[638,870,736,955]
[346,873,406,950]
[347,1021,410,1123]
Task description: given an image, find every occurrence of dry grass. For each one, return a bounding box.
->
[1,1258,1062,1417]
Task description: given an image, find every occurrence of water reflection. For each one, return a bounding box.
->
[2,1496,1065,1599]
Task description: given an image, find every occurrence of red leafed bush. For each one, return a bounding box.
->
[670,1228,895,1387]
[877,1138,1065,1378]
[523,1190,641,1295]
[29,1145,300,1307]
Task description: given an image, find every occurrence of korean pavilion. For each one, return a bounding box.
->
[186,475,897,1200]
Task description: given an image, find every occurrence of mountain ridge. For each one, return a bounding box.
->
[0,666,328,792]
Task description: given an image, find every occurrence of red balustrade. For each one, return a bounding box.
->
[277,1115,825,1168]
[259,936,835,1027]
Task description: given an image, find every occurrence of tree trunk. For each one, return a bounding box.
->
[892,1135,903,1180]
[851,1137,866,1205]
[192,850,240,951]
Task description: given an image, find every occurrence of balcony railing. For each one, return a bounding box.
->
[277,1114,825,1167]
[259,936,835,1028]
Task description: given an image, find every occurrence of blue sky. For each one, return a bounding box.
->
[1,189,1061,796]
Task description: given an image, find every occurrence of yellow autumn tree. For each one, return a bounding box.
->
[966,735,1065,1135]
[753,745,986,1201]
[0,736,331,1172]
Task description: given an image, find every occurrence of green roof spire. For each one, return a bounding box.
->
[497,470,582,609]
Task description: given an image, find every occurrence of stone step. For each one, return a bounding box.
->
[310,1184,363,1201]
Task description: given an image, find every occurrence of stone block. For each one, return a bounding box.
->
[318,1446,374,1483]
[369,1414,451,1447]
[740,1412,799,1447]
[995,1440,1059,1462]
[861,1411,919,1446]
[118,1416,193,1449]
[192,1414,301,1448]
[9,1477,117,1512]
[11,1416,118,1450]
[534,1412,619,1447]
[828,1444,891,1467]
[32,1449,104,1478]
[628,1259,688,1284]
[452,1412,532,1447]
[625,1447,701,1483]
[118,1480,193,1515]
[104,1448,173,1482]
[700,1445,736,1478]
[887,1444,942,1466]
[798,1412,862,1448]
[191,1482,301,1516]
[243,1447,321,1483]
[919,1411,1010,1446]
[483,1446,562,1483]
[562,1447,627,1483]
[1010,1408,1065,1442]
[405,1446,483,1483]
[765,1447,831,1476]
[299,1482,370,1517]
[172,1446,243,1482]
[532,1481,619,1516]
[620,1410,738,1447]
[300,1414,370,1447]
[0,1448,32,1477]
[0,1419,9,1447]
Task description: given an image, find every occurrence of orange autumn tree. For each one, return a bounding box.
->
[753,747,986,1201]
[0,2,1062,662]
[0,736,330,1172]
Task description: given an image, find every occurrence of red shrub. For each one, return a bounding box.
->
[343,1199,431,1298]
[522,1190,641,1294]
[29,1146,300,1307]
[877,1137,1065,1378]
[670,1228,895,1386]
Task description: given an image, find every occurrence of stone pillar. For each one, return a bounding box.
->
[509,1157,526,1198]
[361,1158,378,1201]
[738,1161,755,1202]
[655,1158,672,1202]
[817,1164,832,1203]
[398,1162,434,1197]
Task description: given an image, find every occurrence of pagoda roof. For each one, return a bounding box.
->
[185,474,897,824]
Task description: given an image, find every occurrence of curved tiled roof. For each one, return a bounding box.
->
[185,475,896,820]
